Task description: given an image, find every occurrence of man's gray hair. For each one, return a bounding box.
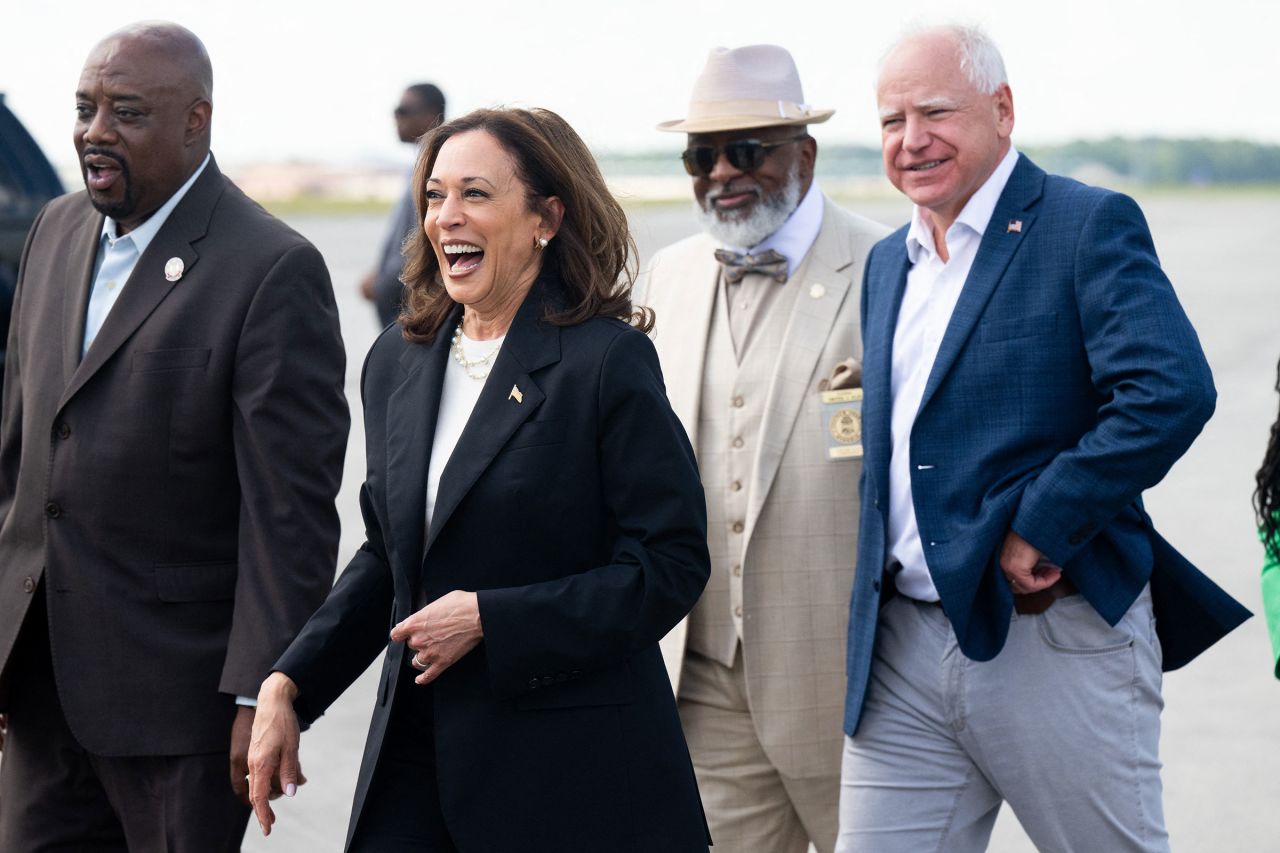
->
[879,23,1008,94]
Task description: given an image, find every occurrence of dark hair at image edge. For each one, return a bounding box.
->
[399,107,652,343]
[1256,355,1280,559]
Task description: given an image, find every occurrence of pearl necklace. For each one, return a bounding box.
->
[451,322,501,381]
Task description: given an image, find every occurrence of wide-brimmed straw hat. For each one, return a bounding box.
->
[657,44,834,133]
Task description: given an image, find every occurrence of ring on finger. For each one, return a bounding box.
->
[411,653,429,671]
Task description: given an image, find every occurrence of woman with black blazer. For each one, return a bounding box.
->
[246,108,710,852]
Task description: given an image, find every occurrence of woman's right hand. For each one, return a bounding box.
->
[247,672,306,836]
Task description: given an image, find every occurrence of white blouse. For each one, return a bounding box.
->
[425,330,505,530]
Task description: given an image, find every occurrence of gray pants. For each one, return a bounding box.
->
[836,587,1168,853]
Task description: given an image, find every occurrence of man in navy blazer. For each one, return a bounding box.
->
[836,25,1249,852]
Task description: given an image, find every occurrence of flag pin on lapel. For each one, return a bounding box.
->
[508,385,523,404]
[164,257,185,282]
[1007,219,1023,234]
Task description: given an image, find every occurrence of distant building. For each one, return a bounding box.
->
[229,162,405,203]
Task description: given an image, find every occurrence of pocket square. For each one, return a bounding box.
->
[818,358,862,392]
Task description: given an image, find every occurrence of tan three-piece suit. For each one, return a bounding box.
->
[641,198,887,852]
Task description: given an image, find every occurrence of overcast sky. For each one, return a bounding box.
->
[4,0,1276,174]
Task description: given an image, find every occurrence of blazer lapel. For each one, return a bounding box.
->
[384,315,455,581]
[745,204,855,540]
[649,237,719,443]
[864,237,910,506]
[60,208,106,387]
[59,160,225,409]
[423,284,560,557]
[918,157,1044,414]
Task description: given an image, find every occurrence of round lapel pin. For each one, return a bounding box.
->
[809,283,826,300]
[164,257,185,282]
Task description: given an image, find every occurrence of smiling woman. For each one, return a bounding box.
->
[400,108,649,344]
[247,107,711,853]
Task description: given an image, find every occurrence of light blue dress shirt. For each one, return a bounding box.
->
[84,154,211,356]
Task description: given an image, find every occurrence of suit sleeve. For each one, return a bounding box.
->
[477,329,710,699]
[271,343,398,722]
[1010,192,1215,563]
[218,242,351,698]
[273,482,395,723]
[0,204,50,529]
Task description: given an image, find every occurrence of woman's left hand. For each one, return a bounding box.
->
[390,590,484,685]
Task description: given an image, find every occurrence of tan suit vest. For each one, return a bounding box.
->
[688,270,805,665]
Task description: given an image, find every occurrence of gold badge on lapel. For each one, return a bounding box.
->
[820,388,863,459]
[508,385,524,404]
[164,257,185,282]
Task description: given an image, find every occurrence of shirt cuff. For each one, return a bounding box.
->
[235,695,258,707]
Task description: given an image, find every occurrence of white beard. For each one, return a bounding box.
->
[695,162,802,249]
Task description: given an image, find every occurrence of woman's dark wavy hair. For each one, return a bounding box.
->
[398,107,651,343]
[1257,356,1280,559]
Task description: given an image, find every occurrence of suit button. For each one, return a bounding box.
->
[1068,524,1094,546]
[541,675,555,686]
[731,521,744,534]
[731,436,744,449]
[734,605,743,618]
[732,564,742,577]
[873,579,881,593]
[730,480,742,492]
[731,395,745,408]
[528,678,540,690]
[22,576,35,593]
[54,422,71,440]
[45,502,62,519]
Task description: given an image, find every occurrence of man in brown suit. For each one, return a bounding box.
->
[0,22,348,852]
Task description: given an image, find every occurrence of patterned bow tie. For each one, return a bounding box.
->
[714,248,789,284]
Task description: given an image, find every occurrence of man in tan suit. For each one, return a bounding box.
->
[639,45,888,853]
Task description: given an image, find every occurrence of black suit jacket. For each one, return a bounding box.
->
[0,157,349,755]
[276,278,711,852]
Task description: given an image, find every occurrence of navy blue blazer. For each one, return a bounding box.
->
[275,277,710,851]
[844,156,1250,735]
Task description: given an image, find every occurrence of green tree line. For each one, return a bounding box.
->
[602,138,1280,185]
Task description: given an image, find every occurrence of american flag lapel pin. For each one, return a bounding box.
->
[508,385,524,404]
[1007,219,1023,233]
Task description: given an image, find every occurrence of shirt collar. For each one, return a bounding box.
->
[721,181,825,278]
[101,153,212,254]
[905,145,1019,263]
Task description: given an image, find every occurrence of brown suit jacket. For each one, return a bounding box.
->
[0,157,349,756]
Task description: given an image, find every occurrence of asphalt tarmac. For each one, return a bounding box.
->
[240,191,1279,852]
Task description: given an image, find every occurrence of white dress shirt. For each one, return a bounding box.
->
[84,154,210,356]
[888,146,1020,601]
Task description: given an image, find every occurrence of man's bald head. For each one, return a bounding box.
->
[98,22,213,100]
[75,22,215,233]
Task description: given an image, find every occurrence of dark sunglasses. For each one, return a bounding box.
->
[680,135,807,177]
